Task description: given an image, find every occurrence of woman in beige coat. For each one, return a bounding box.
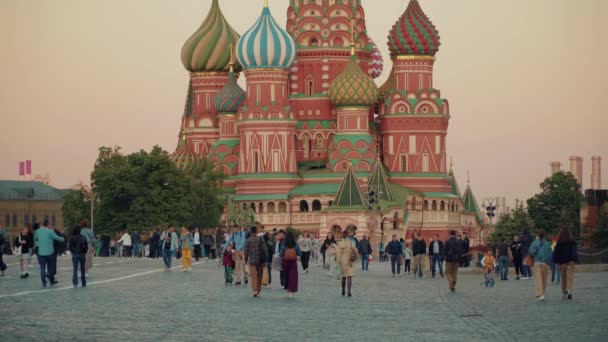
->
[336,230,355,297]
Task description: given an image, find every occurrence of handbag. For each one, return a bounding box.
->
[523,255,534,267]
[349,247,358,263]
[284,248,297,261]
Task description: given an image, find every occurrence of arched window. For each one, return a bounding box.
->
[393,212,399,230]
[440,201,446,211]
[299,200,309,212]
[411,196,417,210]
[450,202,455,211]
[432,200,438,211]
[278,202,287,213]
[310,38,319,47]
[267,202,276,213]
[250,203,256,213]
[305,75,314,96]
[258,203,264,214]
[316,135,323,149]
[12,214,17,227]
[312,200,322,211]
[333,37,344,47]
[328,200,334,207]
[424,200,429,211]
[242,203,247,211]
[4,214,9,227]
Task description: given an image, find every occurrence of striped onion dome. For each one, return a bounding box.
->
[388,0,441,56]
[181,0,241,72]
[368,40,384,79]
[214,67,245,113]
[236,2,296,69]
[329,52,379,107]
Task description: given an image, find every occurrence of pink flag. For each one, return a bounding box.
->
[19,161,25,176]
[26,160,32,175]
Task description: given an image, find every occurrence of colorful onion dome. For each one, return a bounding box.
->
[368,40,384,79]
[329,53,379,107]
[181,0,241,72]
[236,1,296,69]
[378,66,395,104]
[388,0,441,56]
[214,67,246,113]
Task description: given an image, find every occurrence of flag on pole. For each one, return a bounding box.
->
[19,161,25,176]
[26,160,32,175]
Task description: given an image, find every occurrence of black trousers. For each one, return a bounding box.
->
[0,252,6,272]
[405,259,411,273]
[48,252,58,276]
[203,245,211,258]
[194,245,202,260]
[301,251,311,270]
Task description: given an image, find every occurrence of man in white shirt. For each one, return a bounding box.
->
[193,228,202,261]
[118,231,132,257]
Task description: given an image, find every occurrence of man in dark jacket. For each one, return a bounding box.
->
[461,233,470,267]
[443,230,462,292]
[358,235,372,271]
[386,235,403,277]
[152,229,161,259]
[520,230,533,279]
[412,233,427,279]
[510,235,523,280]
[50,225,66,284]
[428,234,444,278]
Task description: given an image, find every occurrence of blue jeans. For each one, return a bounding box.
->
[72,253,86,287]
[162,249,173,268]
[499,256,509,280]
[431,255,444,277]
[522,265,532,277]
[390,255,401,274]
[133,243,141,257]
[37,255,53,286]
[550,262,561,282]
[361,253,369,270]
[267,262,272,284]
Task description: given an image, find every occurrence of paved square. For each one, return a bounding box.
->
[1,255,607,341]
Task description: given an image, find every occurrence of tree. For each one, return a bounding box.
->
[592,203,608,248]
[527,171,584,238]
[226,201,256,228]
[487,206,536,244]
[91,146,192,233]
[61,188,91,234]
[184,157,225,228]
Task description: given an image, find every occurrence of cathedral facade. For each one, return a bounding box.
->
[174,0,483,247]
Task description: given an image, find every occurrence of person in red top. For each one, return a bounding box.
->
[223,243,236,285]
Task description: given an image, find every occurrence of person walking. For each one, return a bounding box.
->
[280,230,301,298]
[298,232,313,274]
[443,230,462,293]
[550,237,561,284]
[336,230,355,297]
[118,230,132,257]
[320,232,336,269]
[50,225,66,283]
[17,225,34,279]
[160,226,179,271]
[403,242,412,275]
[263,232,274,286]
[272,230,286,288]
[223,225,247,285]
[193,228,202,261]
[131,230,141,257]
[180,228,193,272]
[68,226,88,288]
[496,238,511,281]
[359,235,372,271]
[223,243,236,285]
[386,235,403,277]
[529,229,553,301]
[33,220,65,287]
[520,230,534,279]
[412,233,427,279]
[244,226,268,297]
[510,235,523,280]
[428,234,444,278]
[80,221,96,276]
[461,232,470,267]
[0,224,7,277]
[552,227,578,300]
[152,229,161,259]
[202,229,214,260]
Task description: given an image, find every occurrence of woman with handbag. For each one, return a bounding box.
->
[280,230,301,298]
[552,227,578,300]
[336,230,356,297]
[528,229,553,301]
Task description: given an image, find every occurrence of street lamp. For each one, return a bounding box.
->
[82,186,96,233]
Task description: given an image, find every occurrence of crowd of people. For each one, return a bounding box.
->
[0,221,579,302]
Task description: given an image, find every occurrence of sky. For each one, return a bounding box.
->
[1,0,607,206]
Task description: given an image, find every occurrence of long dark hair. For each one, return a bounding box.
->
[72,226,82,237]
[285,230,297,248]
[556,227,575,244]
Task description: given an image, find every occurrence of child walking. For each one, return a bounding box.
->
[223,243,235,285]
[482,249,496,287]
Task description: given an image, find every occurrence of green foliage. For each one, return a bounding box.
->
[91,146,193,234]
[61,188,91,234]
[184,157,225,228]
[592,203,608,248]
[225,201,256,228]
[487,206,535,244]
[527,171,584,238]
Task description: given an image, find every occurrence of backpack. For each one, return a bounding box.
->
[257,238,267,264]
[284,248,297,261]
[444,242,457,262]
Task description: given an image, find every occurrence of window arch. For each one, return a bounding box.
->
[267,202,276,213]
[440,201,446,211]
[299,200,309,213]
[250,203,256,213]
[305,75,314,96]
[12,214,17,227]
[312,200,322,211]
[309,38,319,47]
[423,200,429,211]
[278,202,287,213]
[393,212,399,230]
[411,196,417,210]
[432,200,438,211]
[258,203,264,214]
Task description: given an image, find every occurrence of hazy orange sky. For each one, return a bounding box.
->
[1,0,606,205]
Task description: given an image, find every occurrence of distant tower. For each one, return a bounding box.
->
[592,156,602,190]
[569,156,583,188]
[235,1,299,194]
[550,161,561,174]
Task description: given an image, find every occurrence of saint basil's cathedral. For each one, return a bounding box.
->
[173,0,484,246]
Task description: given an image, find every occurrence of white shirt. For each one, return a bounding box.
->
[118,233,132,247]
[194,232,201,245]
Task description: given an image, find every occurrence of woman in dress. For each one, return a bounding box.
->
[320,232,336,269]
[552,227,578,300]
[336,230,355,297]
[280,230,301,298]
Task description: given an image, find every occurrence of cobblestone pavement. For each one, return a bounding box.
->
[1,255,607,341]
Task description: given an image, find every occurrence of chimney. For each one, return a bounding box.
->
[592,156,602,190]
[550,162,561,174]
[569,156,583,188]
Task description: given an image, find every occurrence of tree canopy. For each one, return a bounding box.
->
[487,205,536,244]
[61,187,92,234]
[592,203,608,248]
[527,171,584,238]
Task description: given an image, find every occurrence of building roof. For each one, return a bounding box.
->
[231,194,288,201]
[388,0,441,56]
[462,184,483,224]
[289,183,341,196]
[0,180,66,201]
[214,68,246,113]
[368,159,393,202]
[329,54,379,107]
[332,167,368,208]
[449,170,462,198]
[181,0,241,72]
